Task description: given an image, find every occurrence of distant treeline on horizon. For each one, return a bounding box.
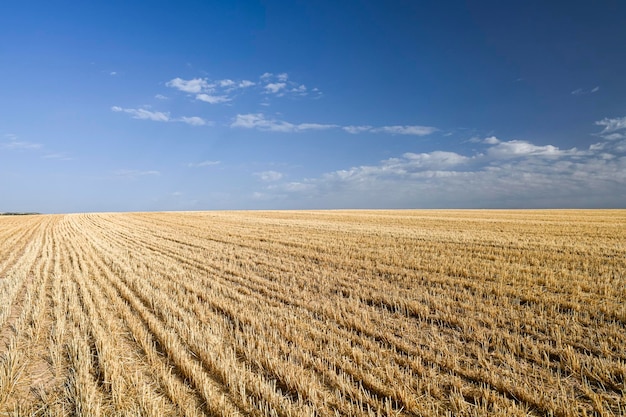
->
[0,212,41,216]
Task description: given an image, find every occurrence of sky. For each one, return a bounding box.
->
[1,0,625,213]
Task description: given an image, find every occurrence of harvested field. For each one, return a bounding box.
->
[0,210,625,416]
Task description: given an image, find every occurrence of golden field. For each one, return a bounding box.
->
[0,210,624,416]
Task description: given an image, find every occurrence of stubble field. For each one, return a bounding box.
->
[0,210,624,416]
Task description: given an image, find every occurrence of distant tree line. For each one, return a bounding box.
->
[0,212,41,216]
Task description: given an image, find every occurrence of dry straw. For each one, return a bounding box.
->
[0,210,624,416]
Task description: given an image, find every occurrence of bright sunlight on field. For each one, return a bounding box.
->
[0,210,625,416]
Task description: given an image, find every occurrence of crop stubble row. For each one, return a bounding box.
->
[0,210,625,416]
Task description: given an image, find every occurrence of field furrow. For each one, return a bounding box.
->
[0,210,624,416]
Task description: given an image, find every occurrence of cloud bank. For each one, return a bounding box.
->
[255,119,626,208]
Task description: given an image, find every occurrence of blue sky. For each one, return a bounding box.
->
[2,1,625,213]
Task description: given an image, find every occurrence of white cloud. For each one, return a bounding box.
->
[231,113,337,132]
[110,71,117,76]
[258,72,319,98]
[42,152,73,161]
[342,124,441,136]
[589,142,607,151]
[111,106,170,122]
[166,76,253,102]
[166,77,210,94]
[112,106,208,126]
[343,125,373,134]
[403,151,470,168]
[218,79,235,88]
[164,73,317,104]
[265,83,287,94]
[178,116,208,126]
[2,134,73,161]
[596,116,626,134]
[372,125,438,136]
[195,93,230,104]
[485,138,577,159]
[231,113,272,129]
[572,86,601,95]
[483,136,500,145]
[290,84,307,95]
[602,133,625,141]
[187,160,220,168]
[1,138,42,150]
[273,182,315,193]
[255,170,284,182]
[296,123,339,130]
[615,140,626,153]
[155,94,167,100]
[230,114,438,137]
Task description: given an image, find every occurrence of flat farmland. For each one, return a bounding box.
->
[0,210,624,416]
